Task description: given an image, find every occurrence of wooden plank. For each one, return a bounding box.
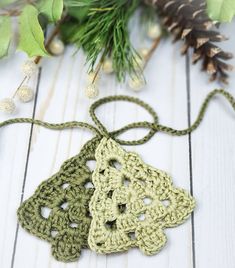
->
[189,21,235,268]
[124,42,193,268]
[0,52,40,268]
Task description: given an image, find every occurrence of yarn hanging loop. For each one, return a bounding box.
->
[110,121,159,145]
[0,89,234,146]
[89,89,235,144]
[89,95,159,145]
[156,89,235,136]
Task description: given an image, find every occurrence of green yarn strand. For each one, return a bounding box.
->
[0,89,234,144]
[89,88,235,142]
[0,118,101,135]
[157,89,235,136]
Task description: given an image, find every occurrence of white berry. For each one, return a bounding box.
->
[49,39,65,56]
[85,84,99,99]
[0,98,16,114]
[139,48,149,58]
[128,76,146,92]
[102,59,113,74]
[17,86,34,103]
[21,60,38,77]
[147,23,162,39]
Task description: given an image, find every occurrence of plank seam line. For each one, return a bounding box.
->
[186,53,196,268]
[10,68,42,268]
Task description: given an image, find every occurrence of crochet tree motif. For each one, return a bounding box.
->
[89,138,196,255]
[17,136,101,262]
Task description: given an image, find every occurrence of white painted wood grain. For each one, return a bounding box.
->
[0,20,234,268]
[0,51,40,268]
[189,21,235,268]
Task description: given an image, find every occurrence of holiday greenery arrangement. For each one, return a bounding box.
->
[0,1,235,263]
[0,0,234,113]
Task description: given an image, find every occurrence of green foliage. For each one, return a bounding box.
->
[63,0,140,81]
[64,0,92,21]
[207,0,235,22]
[60,22,78,43]
[18,5,48,57]
[0,0,17,8]
[0,16,12,58]
[38,0,64,22]
[0,0,232,81]
[0,0,64,58]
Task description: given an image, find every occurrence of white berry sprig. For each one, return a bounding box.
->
[0,59,37,115]
[0,25,65,115]
[85,52,107,99]
[128,22,162,92]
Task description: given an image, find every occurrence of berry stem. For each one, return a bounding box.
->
[144,36,161,68]
[91,51,107,84]
[12,76,28,98]
[12,15,67,99]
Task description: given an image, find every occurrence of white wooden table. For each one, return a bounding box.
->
[0,21,234,268]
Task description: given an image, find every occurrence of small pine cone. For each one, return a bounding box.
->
[145,0,233,83]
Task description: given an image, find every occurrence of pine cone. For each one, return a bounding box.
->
[145,0,233,83]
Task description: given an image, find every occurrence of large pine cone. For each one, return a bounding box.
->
[145,0,233,83]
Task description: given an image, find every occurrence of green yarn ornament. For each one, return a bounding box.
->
[88,138,195,255]
[18,136,101,262]
[0,89,233,263]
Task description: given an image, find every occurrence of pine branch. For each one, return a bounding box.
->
[62,0,141,81]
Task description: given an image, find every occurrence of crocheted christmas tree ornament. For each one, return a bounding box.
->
[89,138,196,255]
[17,136,101,262]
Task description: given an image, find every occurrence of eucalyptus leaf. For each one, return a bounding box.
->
[0,16,11,58]
[207,0,235,22]
[39,0,64,22]
[18,5,48,57]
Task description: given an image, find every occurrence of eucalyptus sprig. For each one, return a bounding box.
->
[0,0,64,58]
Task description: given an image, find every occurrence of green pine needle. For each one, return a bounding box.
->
[63,0,141,81]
